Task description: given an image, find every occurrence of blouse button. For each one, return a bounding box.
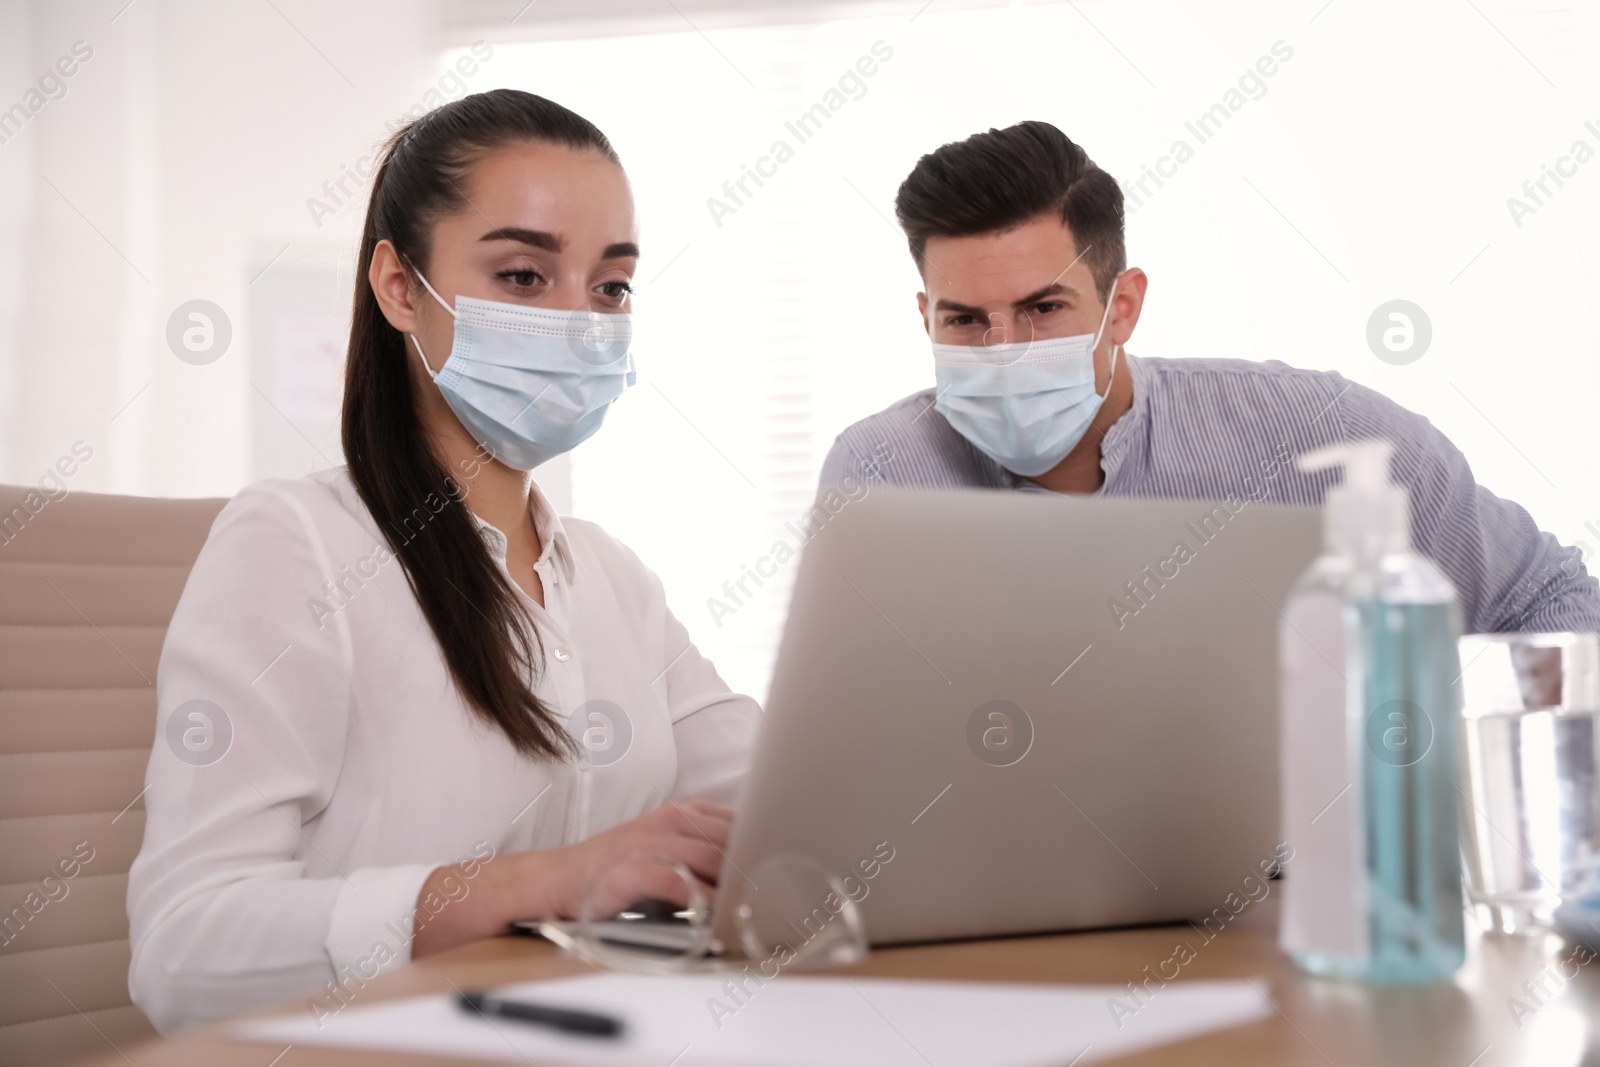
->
[553,647,571,662]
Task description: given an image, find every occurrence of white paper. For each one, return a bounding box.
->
[237,972,1271,1067]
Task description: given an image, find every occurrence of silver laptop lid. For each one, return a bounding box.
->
[716,488,1320,948]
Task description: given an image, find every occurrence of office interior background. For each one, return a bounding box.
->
[1,0,1596,703]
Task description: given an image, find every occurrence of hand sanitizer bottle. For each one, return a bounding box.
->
[1279,439,1466,982]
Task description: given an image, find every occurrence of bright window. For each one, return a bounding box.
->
[493,2,1596,701]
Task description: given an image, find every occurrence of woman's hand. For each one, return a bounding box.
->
[543,799,732,919]
[410,799,733,960]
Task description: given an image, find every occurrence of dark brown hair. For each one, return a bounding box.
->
[341,89,619,760]
[894,120,1125,300]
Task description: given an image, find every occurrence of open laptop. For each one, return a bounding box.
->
[710,487,1320,949]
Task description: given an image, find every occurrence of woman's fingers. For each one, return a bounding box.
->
[662,798,733,824]
[682,799,734,820]
[584,852,720,918]
[627,861,718,910]
[564,802,734,917]
[601,829,723,877]
[544,800,736,920]
[654,830,727,882]
[664,802,733,846]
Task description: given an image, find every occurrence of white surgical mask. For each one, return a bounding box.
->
[931,278,1119,478]
[409,270,635,471]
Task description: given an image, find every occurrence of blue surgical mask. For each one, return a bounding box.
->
[931,279,1119,478]
[408,270,635,471]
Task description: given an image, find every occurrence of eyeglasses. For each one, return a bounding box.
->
[536,853,868,976]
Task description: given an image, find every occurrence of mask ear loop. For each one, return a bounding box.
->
[1091,275,1122,401]
[404,262,458,383]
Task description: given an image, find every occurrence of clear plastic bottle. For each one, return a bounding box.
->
[1279,440,1466,983]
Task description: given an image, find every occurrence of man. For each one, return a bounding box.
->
[820,120,1600,633]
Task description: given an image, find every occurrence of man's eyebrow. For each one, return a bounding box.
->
[480,227,561,252]
[1011,282,1079,308]
[932,298,988,316]
[933,283,1081,317]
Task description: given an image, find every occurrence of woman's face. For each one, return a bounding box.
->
[374,139,639,379]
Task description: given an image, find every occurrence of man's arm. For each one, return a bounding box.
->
[1461,480,1599,633]
[817,434,880,493]
[1370,400,1600,634]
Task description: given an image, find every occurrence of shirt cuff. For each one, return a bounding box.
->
[324,864,439,981]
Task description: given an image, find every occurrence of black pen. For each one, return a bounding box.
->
[456,990,625,1038]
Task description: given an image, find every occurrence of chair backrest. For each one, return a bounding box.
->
[0,484,226,1065]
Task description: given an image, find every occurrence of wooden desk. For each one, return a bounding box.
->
[87,897,1600,1066]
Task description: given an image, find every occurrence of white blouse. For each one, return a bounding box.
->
[127,468,760,1034]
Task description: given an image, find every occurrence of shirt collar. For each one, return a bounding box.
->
[466,480,578,585]
[1099,351,1150,490]
[1002,351,1151,495]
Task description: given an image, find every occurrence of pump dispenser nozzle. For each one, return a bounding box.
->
[1297,439,1410,561]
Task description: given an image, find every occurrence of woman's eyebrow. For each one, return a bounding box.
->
[479,227,561,251]
[476,229,638,260]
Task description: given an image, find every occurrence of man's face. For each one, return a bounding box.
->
[917,213,1140,352]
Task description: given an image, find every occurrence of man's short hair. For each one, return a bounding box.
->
[894,120,1126,301]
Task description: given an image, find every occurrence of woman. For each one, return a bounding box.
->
[127,90,759,1033]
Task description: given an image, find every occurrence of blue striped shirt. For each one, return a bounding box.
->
[818,354,1600,635]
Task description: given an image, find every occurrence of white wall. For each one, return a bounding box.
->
[0,0,569,501]
[467,2,1600,699]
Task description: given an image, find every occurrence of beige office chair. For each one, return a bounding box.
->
[0,484,226,1065]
